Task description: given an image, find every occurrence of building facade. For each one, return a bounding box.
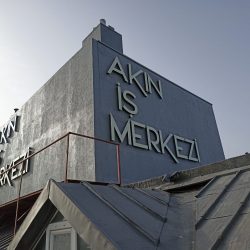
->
[0,20,235,250]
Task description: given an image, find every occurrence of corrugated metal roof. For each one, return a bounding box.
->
[0,225,13,250]
[8,180,197,249]
[195,169,250,250]
[0,192,38,250]
[55,181,196,249]
[7,162,250,249]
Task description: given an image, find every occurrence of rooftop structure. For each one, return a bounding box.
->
[0,20,240,250]
[3,153,250,250]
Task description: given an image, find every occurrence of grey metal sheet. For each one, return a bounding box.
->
[56,182,165,249]
[7,165,250,250]
[195,170,250,250]
[196,194,218,221]
[219,213,250,250]
[227,170,250,191]
[199,174,234,196]
[196,216,230,249]
[116,187,169,218]
[0,225,13,250]
[54,182,196,250]
[159,192,196,250]
[49,182,116,250]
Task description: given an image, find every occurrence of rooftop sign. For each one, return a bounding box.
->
[107,57,200,163]
[0,148,33,187]
[93,40,224,183]
[0,114,20,163]
[0,114,19,145]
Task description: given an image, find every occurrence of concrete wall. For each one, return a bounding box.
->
[0,29,97,205]
[0,22,124,205]
[93,41,225,184]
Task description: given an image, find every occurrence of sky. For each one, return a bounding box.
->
[0,0,249,158]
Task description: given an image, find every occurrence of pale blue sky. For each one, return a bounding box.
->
[0,0,249,158]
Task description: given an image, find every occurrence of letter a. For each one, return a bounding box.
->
[107,57,128,82]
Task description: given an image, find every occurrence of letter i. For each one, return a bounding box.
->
[117,82,122,111]
[144,72,149,92]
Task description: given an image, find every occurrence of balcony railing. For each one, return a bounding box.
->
[0,132,121,235]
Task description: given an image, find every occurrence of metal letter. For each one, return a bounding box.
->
[117,83,123,111]
[0,167,4,186]
[110,113,132,145]
[159,132,179,163]
[194,139,201,162]
[6,115,17,138]
[11,163,18,180]
[146,126,161,153]
[0,165,11,187]
[122,90,138,116]
[131,120,148,150]
[107,57,128,82]
[144,72,149,92]
[188,140,199,162]
[174,135,188,160]
[147,74,163,99]
[0,126,7,144]
[128,64,147,97]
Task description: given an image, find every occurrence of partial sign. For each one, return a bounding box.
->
[0,148,33,187]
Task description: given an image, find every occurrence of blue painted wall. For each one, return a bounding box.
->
[93,40,224,184]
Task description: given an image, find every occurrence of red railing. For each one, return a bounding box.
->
[0,132,121,235]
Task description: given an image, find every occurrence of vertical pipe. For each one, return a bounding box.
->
[65,134,70,183]
[14,163,24,235]
[116,144,121,185]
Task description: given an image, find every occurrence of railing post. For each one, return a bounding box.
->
[64,133,70,183]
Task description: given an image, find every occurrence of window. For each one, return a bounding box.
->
[46,221,77,250]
